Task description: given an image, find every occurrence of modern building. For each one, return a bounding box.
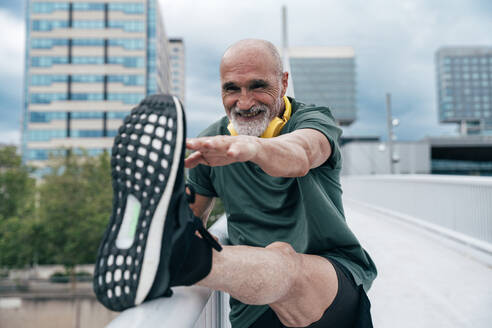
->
[426,135,492,176]
[341,141,430,176]
[435,47,492,135]
[22,0,174,167]
[168,38,185,104]
[287,46,357,126]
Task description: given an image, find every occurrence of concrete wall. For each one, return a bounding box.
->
[0,295,117,328]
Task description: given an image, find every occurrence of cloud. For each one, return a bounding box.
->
[160,0,492,138]
[0,130,21,146]
[0,9,25,142]
[0,10,25,77]
[1,1,491,141]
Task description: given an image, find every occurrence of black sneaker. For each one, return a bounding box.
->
[93,94,221,312]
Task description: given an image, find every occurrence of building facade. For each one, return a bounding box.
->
[288,46,357,126]
[168,38,185,104]
[435,47,492,135]
[22,0,172,167]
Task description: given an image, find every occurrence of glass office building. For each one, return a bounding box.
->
[435,47,492,135]
[288,46,357,126]
[22,0,173,167]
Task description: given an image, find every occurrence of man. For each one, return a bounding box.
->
[94,39,376,328]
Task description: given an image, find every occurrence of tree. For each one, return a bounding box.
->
[37,151,112,273]
[0,146,35,220]
[0,146,37,268]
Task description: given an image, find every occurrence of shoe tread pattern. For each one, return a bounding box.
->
[93,95,179,311]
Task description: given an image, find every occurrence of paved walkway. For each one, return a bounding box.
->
[344,199,492,328]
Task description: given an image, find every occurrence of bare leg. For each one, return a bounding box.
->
[197,241,338,327]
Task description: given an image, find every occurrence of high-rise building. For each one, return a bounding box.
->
[287,46,357,126]
[168,38,185,104]
[22,0,173,167]
[435,47,492,135]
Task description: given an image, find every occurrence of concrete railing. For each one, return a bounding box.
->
[342,175,492,253]
[107,216,231,328]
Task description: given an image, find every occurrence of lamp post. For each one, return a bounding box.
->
[386,93,399,174]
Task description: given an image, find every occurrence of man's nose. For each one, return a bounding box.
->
[236,90,254,110]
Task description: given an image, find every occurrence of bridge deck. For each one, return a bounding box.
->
[344,199,492,328]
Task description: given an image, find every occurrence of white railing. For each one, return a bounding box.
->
[107,216,230,328]
[342,175,492,253]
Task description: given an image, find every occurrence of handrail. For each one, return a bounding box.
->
[107,215,229,328]
[342,175,492,253]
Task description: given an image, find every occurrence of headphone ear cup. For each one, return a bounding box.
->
[227,123,238,136]
[261,117,284,138]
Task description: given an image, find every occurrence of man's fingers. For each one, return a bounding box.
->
[186,138,203,150]
[185,151,207,168]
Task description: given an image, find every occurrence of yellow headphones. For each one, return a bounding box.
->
[227,96,292,138]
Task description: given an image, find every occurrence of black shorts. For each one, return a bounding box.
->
[249,258,373,328]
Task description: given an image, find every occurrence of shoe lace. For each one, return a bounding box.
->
[186,184,223,252]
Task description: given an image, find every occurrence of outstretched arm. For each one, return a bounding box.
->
[185,129,332,177]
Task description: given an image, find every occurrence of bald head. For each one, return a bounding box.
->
[220,39,284,78]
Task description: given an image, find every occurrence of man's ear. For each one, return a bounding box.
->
[281,71,289,97]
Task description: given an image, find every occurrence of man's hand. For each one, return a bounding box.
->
[185,136,260,168]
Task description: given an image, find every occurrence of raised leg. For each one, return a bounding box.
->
[197,241,338,327]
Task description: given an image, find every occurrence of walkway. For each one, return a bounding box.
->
[344,199,492,328]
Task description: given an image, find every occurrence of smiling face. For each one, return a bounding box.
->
[220,40,288,136]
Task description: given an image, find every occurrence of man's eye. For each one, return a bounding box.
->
[250,83,267,90]
[224,86,239,92]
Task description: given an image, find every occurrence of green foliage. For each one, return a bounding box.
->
[37,151,112,268]
[0,217,36,267]
[0,146,35,220]
[0,146,37,268]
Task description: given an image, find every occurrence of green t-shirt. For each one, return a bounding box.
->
[188,98,377,328]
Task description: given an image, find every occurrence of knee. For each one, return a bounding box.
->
[266,241,293,251]
[266,241,297,259]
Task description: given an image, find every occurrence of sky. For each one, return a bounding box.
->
[0,0,491,145]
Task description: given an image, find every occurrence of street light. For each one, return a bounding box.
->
[386,93,400,173]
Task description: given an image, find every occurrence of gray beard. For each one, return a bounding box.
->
[230,104,273,137]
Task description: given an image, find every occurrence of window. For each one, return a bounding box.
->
[108,75,145,85]
[31,56,68,67]
[108,39,145,50]
[107,93,144,104]
[31,38,68,49]
[108,20,144,32]
[26,149,64,161]
[108,56,145,67]
[72,75,104,83]
[29,111,66,122]
[107,130,119,137]
[32,20,68,31]
[71,112,103,119]
[71,93,104,101]
[32,2,68,14]
[72,56,104,65]
[72,39,105,46]
[72,20,105,29]
[72,130,103,138]
[30,75,68,86]
[27,130,66,141]
[107,111,130,119]
[30,93,67,104]
[108,3,145,14]
[73,3,104,11]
